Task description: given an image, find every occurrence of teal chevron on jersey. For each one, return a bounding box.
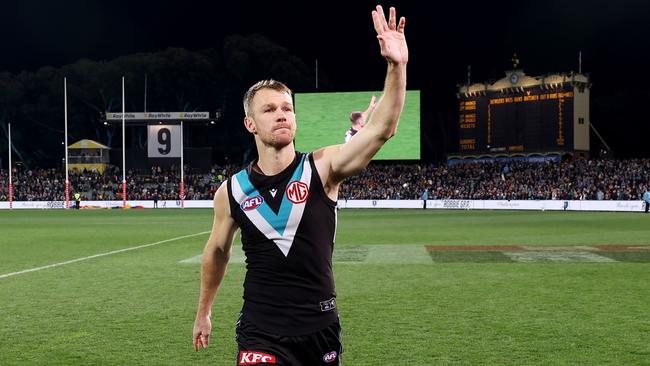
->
[233,154,306,236]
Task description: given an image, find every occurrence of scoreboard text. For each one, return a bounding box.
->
[458,88,574,154]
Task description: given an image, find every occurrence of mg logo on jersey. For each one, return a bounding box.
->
[238,351,277,365]
[286,181,309,204]
[241,195,264,211]
[323,351,338,363]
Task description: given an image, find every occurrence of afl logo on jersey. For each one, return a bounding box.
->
[286,181,309,204]
[241,195,264,211]
[323,351,338,363]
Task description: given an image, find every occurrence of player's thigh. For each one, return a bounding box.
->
[291,321,343,366]
[235,314,289,366]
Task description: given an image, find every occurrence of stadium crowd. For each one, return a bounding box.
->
[0,164,237,201]
[340,158,650,200]
[1,158,649,201]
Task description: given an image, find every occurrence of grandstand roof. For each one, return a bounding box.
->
[68,139,110,150]
[458,70,590,96]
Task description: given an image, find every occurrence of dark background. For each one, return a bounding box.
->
[1,0,649,166]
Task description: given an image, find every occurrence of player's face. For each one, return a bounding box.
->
[245,88,296,148]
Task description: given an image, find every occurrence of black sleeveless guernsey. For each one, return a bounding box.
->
[227,152,338,336]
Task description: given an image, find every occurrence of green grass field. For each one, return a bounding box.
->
[294,90,420,160]
[1,209,649,365]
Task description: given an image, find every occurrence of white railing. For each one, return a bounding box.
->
[0,199,645,212]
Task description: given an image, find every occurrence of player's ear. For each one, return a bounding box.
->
[244,116,257,134]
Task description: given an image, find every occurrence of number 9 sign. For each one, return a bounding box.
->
[148,125,181,157]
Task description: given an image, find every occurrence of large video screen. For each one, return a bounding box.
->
[294,90,420,160]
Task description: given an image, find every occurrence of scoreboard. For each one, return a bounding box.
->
[457,70,589,155]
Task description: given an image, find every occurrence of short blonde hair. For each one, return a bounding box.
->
[243,80,293,117]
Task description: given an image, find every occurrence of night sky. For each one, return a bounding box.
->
[2,0,650,158]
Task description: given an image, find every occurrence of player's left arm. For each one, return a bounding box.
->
[317,6,408,190]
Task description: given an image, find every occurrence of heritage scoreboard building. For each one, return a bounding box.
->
[456,67,590,157]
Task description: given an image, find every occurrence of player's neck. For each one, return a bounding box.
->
[255,144,295,176]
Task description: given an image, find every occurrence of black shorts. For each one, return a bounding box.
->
[235,313,343,366]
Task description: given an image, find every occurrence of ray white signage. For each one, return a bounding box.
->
[105,112,209,120]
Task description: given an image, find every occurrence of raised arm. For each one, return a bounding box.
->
[324,5,408,184]
[192,181,239,352]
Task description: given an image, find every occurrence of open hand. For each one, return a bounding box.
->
[372,5,408,65]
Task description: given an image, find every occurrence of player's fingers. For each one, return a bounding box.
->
[193,336,199,352]
[398,16,406,33]
[389,7,396,30]
[376,5,388,31]
[371,10,382,34]
[201,333,210,348]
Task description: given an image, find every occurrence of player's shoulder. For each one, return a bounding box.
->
[310,145,345,185]
[312,145,342,163]
[213,180,230,204]
[212,179,236,219]
[313,144,343,155]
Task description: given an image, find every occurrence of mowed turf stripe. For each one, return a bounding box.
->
[429,250,515,263]
[363,244,431,263]
[180,244,432,264]
[180,244,650,264]
[597,251,650,262]
[0,231,210,279]
[504,251,617,263]
[424,244,650,263]
[179,244,246,264]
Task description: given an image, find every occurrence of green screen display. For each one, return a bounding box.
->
[294,90,420,160]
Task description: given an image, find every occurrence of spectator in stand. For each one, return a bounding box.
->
[74,191,81,209]
[421,188,429,209]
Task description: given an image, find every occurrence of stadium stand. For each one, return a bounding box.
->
[2,158,649,201]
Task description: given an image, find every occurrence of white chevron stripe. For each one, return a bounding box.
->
[280,157,311,249]
[231,179,293,255]
[230,155,311,257]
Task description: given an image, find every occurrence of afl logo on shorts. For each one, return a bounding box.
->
[286,181,309,204]
[241,195,264,211]
[323,351,338,363]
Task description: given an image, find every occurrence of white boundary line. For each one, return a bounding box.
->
[0,231,210,280]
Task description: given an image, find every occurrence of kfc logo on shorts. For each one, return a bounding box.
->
[323,351,338,363]
[238,351,277,365]
[241,195,264,211]
[285,181,309,204]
